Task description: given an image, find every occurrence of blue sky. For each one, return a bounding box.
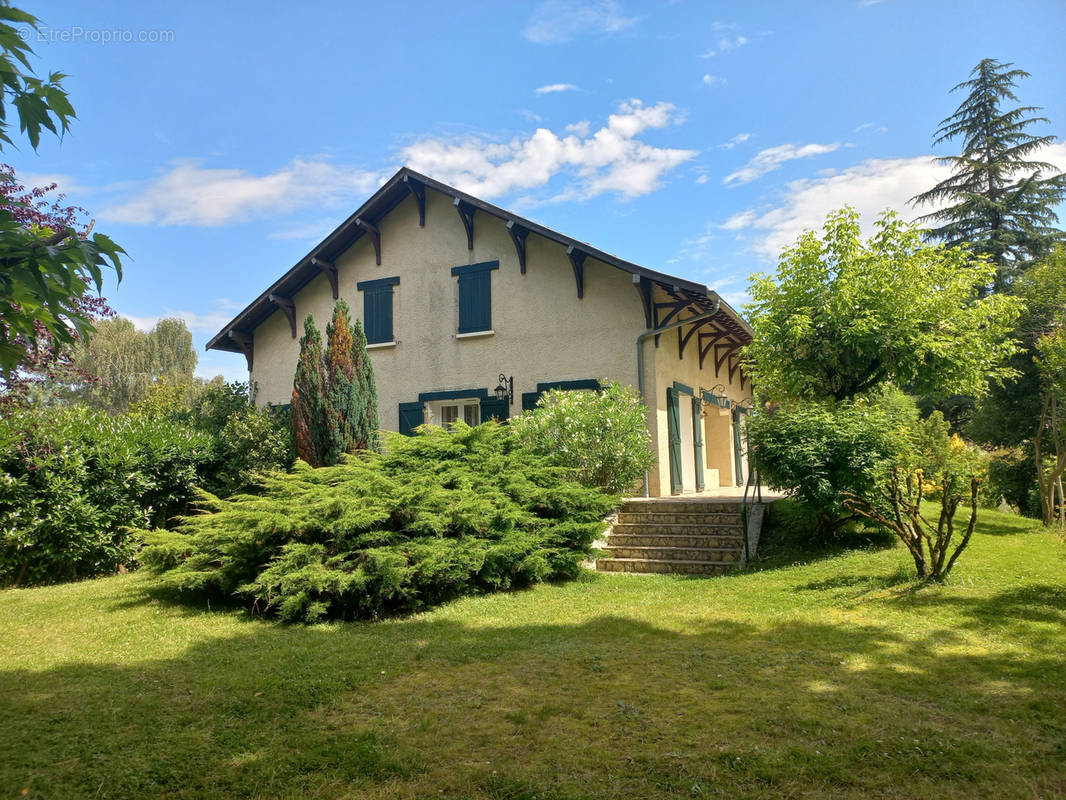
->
[8,0,1065,381]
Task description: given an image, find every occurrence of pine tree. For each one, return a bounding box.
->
[351,318,380,452]
[911,59,1066,291]
[292,315,329,466]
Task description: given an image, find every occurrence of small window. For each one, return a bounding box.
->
[464,404,480,426]
[450,261,499,334]
[440,405,459,426]
[356,276,399,344]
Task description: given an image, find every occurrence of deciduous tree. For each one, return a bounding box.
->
[745,208,1022,404]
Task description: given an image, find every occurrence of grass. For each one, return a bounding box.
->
[1,505,1064,799]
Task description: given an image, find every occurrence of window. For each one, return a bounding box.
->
[450,261,499,334]
[356,276,399,344]
[429,400,479,428]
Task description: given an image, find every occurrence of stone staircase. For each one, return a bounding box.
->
[595,497,764,575]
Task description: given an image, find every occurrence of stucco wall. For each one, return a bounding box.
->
[250,189,646,432]
[643,289,753,497]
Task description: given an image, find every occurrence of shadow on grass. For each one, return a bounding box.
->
[3,589,1066,799]
[742,499,899,574]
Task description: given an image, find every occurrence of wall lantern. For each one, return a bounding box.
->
[700,384,731,417]
[494,373,514,405]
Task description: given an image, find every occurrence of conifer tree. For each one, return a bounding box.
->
[911,59,1066,291]
[292,304,381,467]
[351,319,380,452]
[324,300,364,463]
[292,315,329,466]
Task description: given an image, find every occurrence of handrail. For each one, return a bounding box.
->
[740,466,761,564]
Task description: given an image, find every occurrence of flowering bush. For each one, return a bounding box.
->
[511,381,654,494]
[845,411,989,581]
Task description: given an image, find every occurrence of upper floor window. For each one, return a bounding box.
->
[356,276,399,344]
[450,260,499,334]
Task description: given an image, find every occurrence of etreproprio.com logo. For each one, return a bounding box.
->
[18,26,175,44]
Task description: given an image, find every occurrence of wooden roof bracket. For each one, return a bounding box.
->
[698,331,727,369]
[634,275,653,328]
[402,174,426,227]
[310,257,338,299]
[566,245,586,299]
[228,330,253,371]
[355,218,381,265]
[267,294,297,338]
[506,220,529,274]
[454,198,475,250]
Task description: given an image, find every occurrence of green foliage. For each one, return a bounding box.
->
[745,208,1023,403]
[68,316,198,413]
[747,389,916,533]
[292,314,329,466]
[292,305,379,467]
[141,423,617,622]
[183,381,295,497]
[0,405,213,586]
[911,59,1065,287]
[0,3,124,375]
[986,447,1041,517]
[511,381,654,493]
[844,413,989,581]
[352,318,380,453]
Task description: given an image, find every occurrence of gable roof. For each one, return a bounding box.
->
[206,166,751,354]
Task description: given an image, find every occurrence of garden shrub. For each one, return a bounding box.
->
[985,446,1042,517]
[0,405,213,586]
[747,388,916,534]
[511,381,654,493]
[133,380,296,498]
[141,422,617,622]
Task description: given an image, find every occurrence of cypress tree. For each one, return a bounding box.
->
[292,315,329,466]
[911,59,1066,291]
[351,318,380,452]
[325,300,363,464]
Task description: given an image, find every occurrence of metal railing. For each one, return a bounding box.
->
[740,466,762,564]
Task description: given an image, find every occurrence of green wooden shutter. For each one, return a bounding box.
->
[692,397,705,491]
[521,392,540,412]
[667,388,682,495]
[457,272,490,333]
[357,277,399,344]
[398,402,423,436]
[480,396,509,423]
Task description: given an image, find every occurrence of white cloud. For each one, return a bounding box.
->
[854,122,889,134]
[702,74,726,87]
[400,99,696,201]
[523,0,639,44]
[717,132,751,150]
[103,159,385,226]
[535,83,579,95]
[126,307,235,334]
[698,34,748,58]
[722,141,1066,260]
[723,142,840,185]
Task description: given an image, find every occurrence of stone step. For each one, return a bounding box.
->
[604,546,742,562]
[596,558,735,576]
[615,511,743,526]
[610,522,743,537]
[606,533,744,549]
[620,501,742,515]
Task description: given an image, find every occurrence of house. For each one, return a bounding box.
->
[207,167,754,497]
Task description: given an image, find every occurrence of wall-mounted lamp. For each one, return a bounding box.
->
[700,383,731,417]
[494,373,514,405]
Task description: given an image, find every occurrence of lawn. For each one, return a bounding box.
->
[1,506,1064,799]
